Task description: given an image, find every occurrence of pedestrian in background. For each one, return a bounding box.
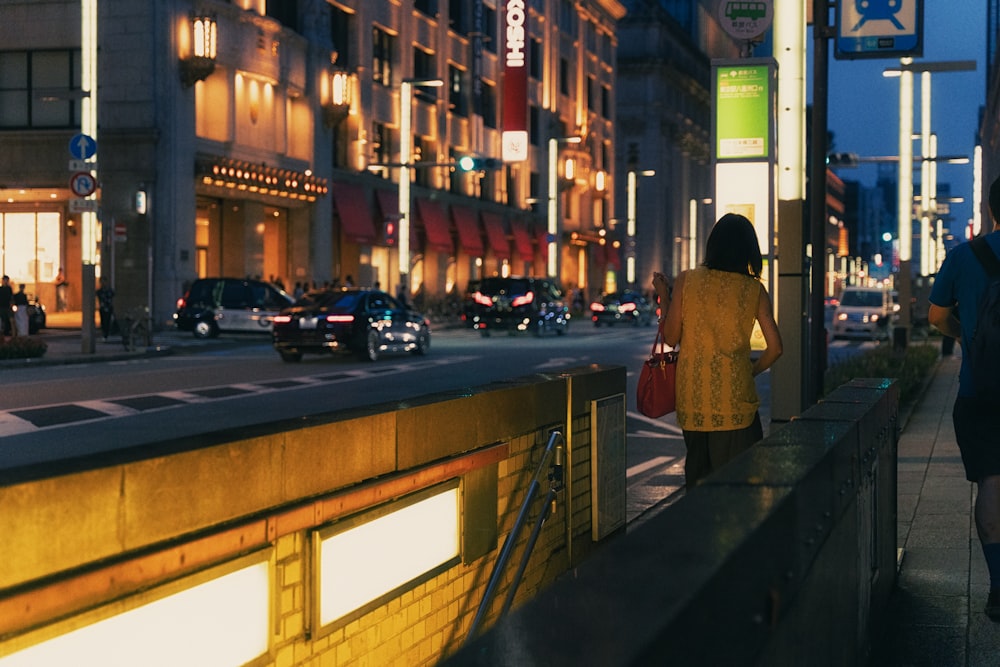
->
[0,275,12,338]
[928,174,1000,622]
[55,267,69,312]
[652,213,783,487]
[96,277,115,341]
[12,283,29,336]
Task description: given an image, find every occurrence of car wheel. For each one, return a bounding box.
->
[193,319,218,339]
[279,350,303,363]
[413,329,430,355]
[480,329,491,338]
[359,330,380,362]
[593,320,600,327]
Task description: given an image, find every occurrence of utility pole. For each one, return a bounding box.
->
[808,0,832,404]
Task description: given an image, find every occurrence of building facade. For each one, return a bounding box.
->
[615,0,739,288]
[0,0,626,327]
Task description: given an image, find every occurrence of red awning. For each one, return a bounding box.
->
[482,213,510,260]
[511,220,534,262]
[451,206,484,256]
[605,243,621,270]
[415,198,453,254]
[331,182,376,245]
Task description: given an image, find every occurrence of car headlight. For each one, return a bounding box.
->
[836,313,847,321]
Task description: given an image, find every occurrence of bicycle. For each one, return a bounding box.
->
[120,306,152,352]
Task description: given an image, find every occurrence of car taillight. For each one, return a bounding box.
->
[325,314,354,323]
[273,314,293,324]
[176,296,186,309]
[511,292,534,307]
[590,302,605,312]
[620,302,636,312]
[473,291,492,307]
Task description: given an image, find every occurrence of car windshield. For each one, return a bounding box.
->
[841,291,884,308]
[298,291,362,311]
[479,278,531,297]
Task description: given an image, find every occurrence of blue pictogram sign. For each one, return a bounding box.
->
[836,0,922,60]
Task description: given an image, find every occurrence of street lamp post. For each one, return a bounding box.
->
[626,169,654,286]
[547,136,582,279]
[398,78,443,302]
[883,58,976,346]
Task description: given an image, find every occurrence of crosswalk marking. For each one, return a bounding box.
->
[0,356,477,437]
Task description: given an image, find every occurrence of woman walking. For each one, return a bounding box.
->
[652,213,783,486]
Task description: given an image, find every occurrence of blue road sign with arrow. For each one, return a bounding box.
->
[69,133,97,160]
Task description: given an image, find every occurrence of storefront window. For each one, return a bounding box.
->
[1,212,61,289]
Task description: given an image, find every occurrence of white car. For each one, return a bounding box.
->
[831,287,893,340]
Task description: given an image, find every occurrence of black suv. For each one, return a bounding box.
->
[174,277,293,338]
[469,277,570,337]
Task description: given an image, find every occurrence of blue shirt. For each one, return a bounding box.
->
[928,230,1000,397]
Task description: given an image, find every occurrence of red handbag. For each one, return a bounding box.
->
[636,327,677,418]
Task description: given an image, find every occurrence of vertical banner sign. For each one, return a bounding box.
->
[472,0,484,117]
[502,0,528,162]
[712,59,777,350]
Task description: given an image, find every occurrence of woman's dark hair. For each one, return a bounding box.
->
[702,213,763,278]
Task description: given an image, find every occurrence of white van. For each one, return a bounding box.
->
[831,287,893,340]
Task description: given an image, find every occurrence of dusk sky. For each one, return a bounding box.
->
[818,0,987,229]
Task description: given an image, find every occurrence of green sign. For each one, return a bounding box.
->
[715,64,770,160]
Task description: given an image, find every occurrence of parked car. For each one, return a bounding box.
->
[590,291,654,327]
[272,288,431,362]
[831,287,893,340]
[174,277,293,338]
[468,277,570,337]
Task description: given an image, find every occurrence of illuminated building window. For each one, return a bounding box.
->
[312,482,461,631]
[0,552,270,667]
[372,27,394,87]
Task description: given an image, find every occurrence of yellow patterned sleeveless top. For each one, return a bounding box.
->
[675,267,761,432]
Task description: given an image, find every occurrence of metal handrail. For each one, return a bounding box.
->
[464,430,565,645]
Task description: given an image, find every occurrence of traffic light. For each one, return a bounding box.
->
[456,155,502,172]
[383,219,397,246]
[826,152,859,168]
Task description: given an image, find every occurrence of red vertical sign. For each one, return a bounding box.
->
[502,0,528,162]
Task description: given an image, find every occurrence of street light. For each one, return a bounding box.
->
[626,169,654,286]
[398,78,443,302]
[884,58,976,345]
[547,136,582,279]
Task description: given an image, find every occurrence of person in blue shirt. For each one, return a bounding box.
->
[928,174,1000,622]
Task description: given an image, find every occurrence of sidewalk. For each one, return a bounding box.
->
[0,311,228,368]
[872,349,1000,666]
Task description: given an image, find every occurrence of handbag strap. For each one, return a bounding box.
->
[650,326,675,357]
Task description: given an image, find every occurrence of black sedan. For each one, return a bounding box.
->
[272,289,430,362]
[590,291,654,327]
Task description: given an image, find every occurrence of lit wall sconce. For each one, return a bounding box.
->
[594,169,608,196]
[179,14,217,87]
[323,69,354,128]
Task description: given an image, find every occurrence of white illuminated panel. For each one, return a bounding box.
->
[714,161,772,255]
[318,486,460,626]
[0,560,269,667]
